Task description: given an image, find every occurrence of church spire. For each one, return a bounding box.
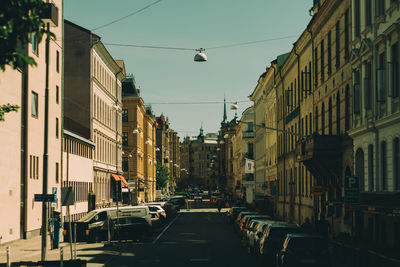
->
[221,96,228,127]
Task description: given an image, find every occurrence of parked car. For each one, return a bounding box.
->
[112,216,151,241]
[226,206,247,224]
[246,219,277,254]
[258,222,303,261]
[276,234,331,267]
[163,200,180,216]
[234,211,258,234]
[144,204,167,221]
[170,195,186,207]
[240,214,271,237]
[64,205,151,243]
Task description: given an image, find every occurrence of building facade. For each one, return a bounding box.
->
[64,20,124,210]
[0,0,63,243]
[349,0,400,249]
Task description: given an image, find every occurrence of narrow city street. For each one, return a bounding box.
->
[86,210,257,267]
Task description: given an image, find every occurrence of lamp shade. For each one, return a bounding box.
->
[194,52,207,62]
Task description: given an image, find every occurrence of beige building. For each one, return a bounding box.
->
[349,0,400,248]
[0,0,63,243]
[231,123,243,199]
[64,20,125,210]
[168,129,180,193]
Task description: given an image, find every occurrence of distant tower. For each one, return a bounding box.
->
[221,97,228,127]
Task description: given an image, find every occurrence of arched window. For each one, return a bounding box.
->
[355,148,365,190]
[393,138,399,190]
[336,91,341,135]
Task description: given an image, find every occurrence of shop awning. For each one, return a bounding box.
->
[111,174,129,188]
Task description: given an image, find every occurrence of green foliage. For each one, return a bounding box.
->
[156,161,169,190]
[0,0,51,71]
[0,104,20,121]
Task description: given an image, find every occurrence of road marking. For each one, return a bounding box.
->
[152,213,181,244]
[189,258,209,262]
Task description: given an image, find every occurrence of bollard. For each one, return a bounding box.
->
[60,247,63,267]
[6,247,10,267]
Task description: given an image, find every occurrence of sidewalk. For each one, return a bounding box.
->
[0,235,104,265]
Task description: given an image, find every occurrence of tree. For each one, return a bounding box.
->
[156,161,169,190]
[0,0,53,120]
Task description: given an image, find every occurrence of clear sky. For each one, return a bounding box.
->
[64,0,312,139]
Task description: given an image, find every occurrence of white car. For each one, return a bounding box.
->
[144,203,167,220]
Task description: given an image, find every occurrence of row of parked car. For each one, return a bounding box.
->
[227,207,332,267]
[63,195,186,243]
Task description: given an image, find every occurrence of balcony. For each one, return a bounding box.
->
[296,134,342,180]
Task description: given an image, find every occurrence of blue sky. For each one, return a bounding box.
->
[65,0,312,138]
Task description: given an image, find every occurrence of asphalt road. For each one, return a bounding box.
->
[88,210,258,267]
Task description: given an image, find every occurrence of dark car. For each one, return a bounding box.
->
[234,211,258,234]
[258,223,303,261]
[112,216,151,241]
[276,234,331,267]
[226,207,247,224]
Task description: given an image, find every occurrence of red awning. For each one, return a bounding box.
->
[111,174,129,188]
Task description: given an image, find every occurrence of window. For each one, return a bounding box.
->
[31,33,38,55]
[56,86,59,104]
[122,157,128,172]
[364,62,372,109]
[247,122,254,132]
[391,43,399,98]
[122,132,128,146]
[328,31,332,75]
[328,97,332,134]
[315,106,319,134]
[336,21,340,69]
[56,162,59,183]
[355,148,365,191]
[315,48,318,87]
[345,9,350,60]
[321,102,325,134]
[321,39,325,82]
[365,0,372,27]
[377,53,386,102]
[354,2,360,37]
[381,141,387,190]
[376,0,386,17]
[353,70,361,115]
[56,118,59,138]
[336,92,341,135]
[394,138,400,190]
[122,109,128,122]
[31,91,38,117]
[309,113,312,134]
[56,51,60,73]
[345,85,350,131]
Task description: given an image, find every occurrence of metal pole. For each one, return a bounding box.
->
[60,247,63,267]
[41,22,50,262]
[6,247,10,267]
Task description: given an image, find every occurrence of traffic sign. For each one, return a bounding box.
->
[344,176,360,205]
[34,194,56,202]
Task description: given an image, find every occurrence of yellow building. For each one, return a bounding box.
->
[231,123,243,199]
[122,76,156,203]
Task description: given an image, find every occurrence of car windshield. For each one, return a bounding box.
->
[79,210,99,222]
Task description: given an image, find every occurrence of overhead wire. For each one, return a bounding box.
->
[91,0,163,31]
